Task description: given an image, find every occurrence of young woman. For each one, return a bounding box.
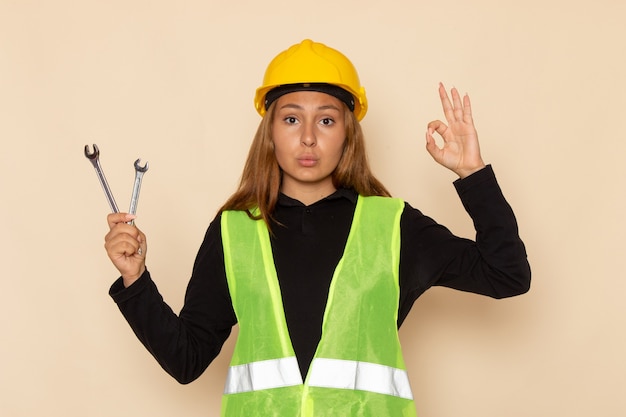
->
[104,39,530,416]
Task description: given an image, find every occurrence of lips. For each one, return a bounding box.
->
[297,155,318,167]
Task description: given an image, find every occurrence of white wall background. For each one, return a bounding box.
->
[1,1,624,416]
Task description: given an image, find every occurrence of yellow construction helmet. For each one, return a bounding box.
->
[254,39,368,121]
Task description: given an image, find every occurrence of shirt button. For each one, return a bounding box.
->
[305,208,311,214]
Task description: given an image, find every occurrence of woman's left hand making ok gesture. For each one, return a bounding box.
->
[426,83,486,179]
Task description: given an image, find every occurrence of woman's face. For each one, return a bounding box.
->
[271,91,346,202]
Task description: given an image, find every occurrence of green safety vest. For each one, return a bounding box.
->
[220,195,417,416]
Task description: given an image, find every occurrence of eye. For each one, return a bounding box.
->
[320,117,335,126]
[284,116,298,125]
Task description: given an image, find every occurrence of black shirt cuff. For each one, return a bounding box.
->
[453,164,495,196]
[109,269,152,304]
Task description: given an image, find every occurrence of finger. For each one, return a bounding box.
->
[462,93,473,124]
[438,83,456,123]
[105,227,143,261]
[135,229,147,257]
[105,221,140,242]
[105,233,146,281]
[105,232,141,258]
[106,229,146,261]
[450,87,464,121]
[425,128,443,162]
[107,212,137,229]
[427,120,449,142]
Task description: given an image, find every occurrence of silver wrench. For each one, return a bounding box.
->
[84,144,120,213]
[128,158,149,222]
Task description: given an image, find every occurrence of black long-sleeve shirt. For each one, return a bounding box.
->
[109,165,530,383]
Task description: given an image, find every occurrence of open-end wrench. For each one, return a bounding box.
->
[84,144,120,213]
[128,158,149,222]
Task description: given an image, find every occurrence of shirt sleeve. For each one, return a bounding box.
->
[109,215,236,384]
[398,165,531,325]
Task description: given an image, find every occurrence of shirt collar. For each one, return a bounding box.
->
[277,188,358,207]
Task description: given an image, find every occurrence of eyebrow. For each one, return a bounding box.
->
[278,103,342,112]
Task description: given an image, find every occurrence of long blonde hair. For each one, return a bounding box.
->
[218,102,390,227]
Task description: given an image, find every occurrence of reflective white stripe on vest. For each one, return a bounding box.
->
[224,356,303,394]
[308,358,414,400]
[225,357,413,400]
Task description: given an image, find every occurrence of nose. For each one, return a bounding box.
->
[301,121,317,147]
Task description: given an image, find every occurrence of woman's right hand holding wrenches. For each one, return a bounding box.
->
[84,144,149,288]
[105,212,147,288]
[105,158,150,287]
